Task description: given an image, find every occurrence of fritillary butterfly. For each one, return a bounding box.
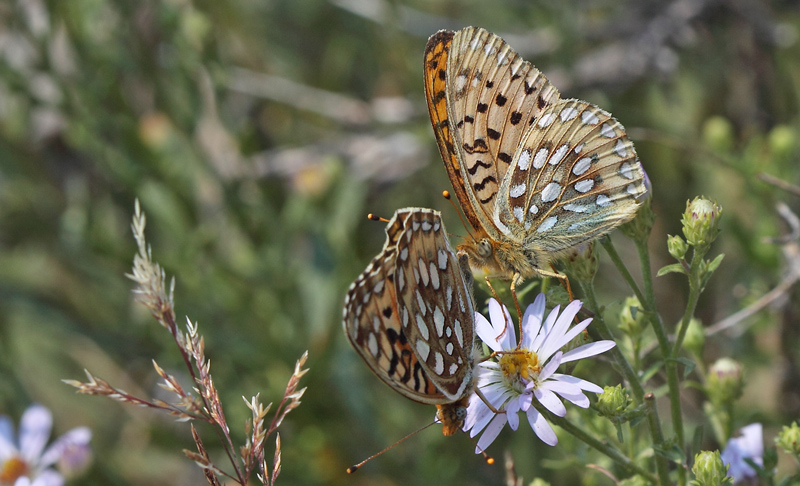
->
[424,27,648,286]
[343,208,477,436]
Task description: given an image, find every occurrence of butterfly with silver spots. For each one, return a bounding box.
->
[343,208,477,436]
[424,27,648,289]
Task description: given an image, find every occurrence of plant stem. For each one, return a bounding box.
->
[601,238,646,306]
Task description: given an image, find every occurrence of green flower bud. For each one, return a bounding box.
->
[562,241,598,284]
[682,197,722,249]
[775,421,800,458]
[691,450,733,486]
[618,476,650,486]
[620,169,655,241]
[683,318,705,358]
[702,116,734,153]
[706,358,744,407]
[529,479,551,486]
[668,234,689,260]
[596,384,632,419]
[618,296,646,337]
[768,125,796,159]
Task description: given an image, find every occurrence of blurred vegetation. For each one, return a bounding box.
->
[1,0,799,484]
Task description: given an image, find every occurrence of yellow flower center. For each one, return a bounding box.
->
[0,456,29,484]
[498,350,541,390]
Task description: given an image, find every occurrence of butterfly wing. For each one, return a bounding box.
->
[393,209,476,401]
[343,209,450,405]
[424,27,560,238]
[495,99,647,254]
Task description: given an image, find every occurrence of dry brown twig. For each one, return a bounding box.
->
[64,200,308,486]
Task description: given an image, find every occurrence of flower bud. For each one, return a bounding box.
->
[618,296,646,337]
[768,125,796,160]
[596,384,632,419]
[682,197,722,249]
[618,476,650,486]
[620,167,655,241]
[668,234,689,260]
[529,479,552,486]
[683,318,705,358]
[775,421,800,458]
[691,450,733,486]
[706,358,744,407]
[702,116,734,153]
[562,241,598,284]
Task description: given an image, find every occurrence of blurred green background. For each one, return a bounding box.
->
[1,0,799,484]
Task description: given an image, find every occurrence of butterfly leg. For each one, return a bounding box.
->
[474,386,504,414]
[537,266,575,302]
[509,273,525,348]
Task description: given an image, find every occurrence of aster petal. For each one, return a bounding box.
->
[29,469,64,486]
[39,427,92,468]
[538,351,563,381]
[561,340,616,363]
[475,414,507,453]
[469,389,511,435]
[505,399,520,430]
[740,423,764,459]
[520,293,546,349]
[534,388,566,417]
[550,374,604,394]
[531,304,560,352]
[488,299,517,350]
[554,389,590,408]
[0,416,16,460]
[543,317,593,358]
[519,391,533,412]
[526,408,557,446]
[475,311,503,352]
[20,405,52,463]
[540,378,582,396]
[539,301,582,361]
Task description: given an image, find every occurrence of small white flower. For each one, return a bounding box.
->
[0,404,92,486]
[721,423,763,484]
[464,294,615,452]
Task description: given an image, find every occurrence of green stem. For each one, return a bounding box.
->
[536,403,659,484]
[601,238,646,306]
[644,393,673,486]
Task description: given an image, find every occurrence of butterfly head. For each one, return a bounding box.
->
[436,396,470,436]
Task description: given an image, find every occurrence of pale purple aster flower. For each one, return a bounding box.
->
[463,294,616,452]
[721,423,763,484]
[0,404,91,486]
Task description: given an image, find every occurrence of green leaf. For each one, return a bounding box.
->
[657,263,687,277]
[669,357,697,379]
[653,442,685,464]
[706,253,725,273]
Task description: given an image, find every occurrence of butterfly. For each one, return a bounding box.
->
[343,208,477,436]
[424,27,648,289]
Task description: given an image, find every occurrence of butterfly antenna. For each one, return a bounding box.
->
[346,421,436,473]
[442,191,475,242]
[367,213,391,223]
[462,429,495,465]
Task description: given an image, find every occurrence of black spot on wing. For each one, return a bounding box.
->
[473,175,498,191]
[487,128,501,140]
[496,94,507,106]
[467,159,492,175]
[510,111,522,125]
[477,103,488,113]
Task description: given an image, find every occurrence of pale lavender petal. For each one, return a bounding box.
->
[520,293,546,349]
[0,416,16,460]
[475,311,503,352]
[559,390,590,408]
[29,469,64,486]
[526,408,557,446]
[39,427,91,468]
[539,301,582,360]
[538,351,563,381]
[20,405,52,462]
[532,304,560,352]
[469,389,512,435]
[534,388,566,416]
[519,391,533,412]
[543,318,593,358]
[551,374,604,393]
[540,378,582,396]
[488,299,517,350]
[561,340,616,363]
[740,423,764,459]
[505,399,520,431]
[475,414,507,453]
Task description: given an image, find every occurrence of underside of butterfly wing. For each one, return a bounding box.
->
[393,209,476,401]
[343,210,449,405]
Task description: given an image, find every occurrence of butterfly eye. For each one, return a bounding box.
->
[478,239,493,258]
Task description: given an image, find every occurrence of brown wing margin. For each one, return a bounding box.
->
[423,31,482,233]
